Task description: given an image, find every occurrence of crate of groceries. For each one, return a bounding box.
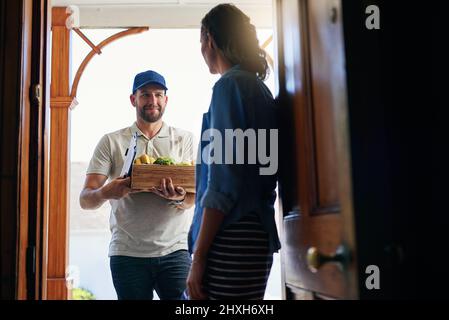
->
[131,154,195,193]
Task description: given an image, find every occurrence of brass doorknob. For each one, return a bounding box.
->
[306,245,351,273]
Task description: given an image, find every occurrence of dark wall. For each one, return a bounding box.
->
[342,1,440,298]
[0,0,23,300]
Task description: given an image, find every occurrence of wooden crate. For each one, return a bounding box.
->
[131,164,195,193]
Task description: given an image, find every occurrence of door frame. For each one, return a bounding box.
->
[13,1,282,300]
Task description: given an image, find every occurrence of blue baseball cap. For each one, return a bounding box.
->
[132,70,168,94]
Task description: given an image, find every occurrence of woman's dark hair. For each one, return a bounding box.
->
[201,3,269,81]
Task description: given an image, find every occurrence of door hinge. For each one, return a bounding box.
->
[30,84,42,107]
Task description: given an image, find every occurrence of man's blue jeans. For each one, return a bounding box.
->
[110,250,191,300]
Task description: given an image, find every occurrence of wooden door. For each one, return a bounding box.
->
[275,0,357,299]
[19,0,51,300]
[0,0,26,300]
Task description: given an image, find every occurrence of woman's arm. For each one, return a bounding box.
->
[194,207,225,258]
[187,78,245,299]
[187,207,225,299]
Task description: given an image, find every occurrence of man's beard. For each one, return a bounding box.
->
[139,106,164,123]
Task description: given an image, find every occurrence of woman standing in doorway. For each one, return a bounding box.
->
[187,3,280,300]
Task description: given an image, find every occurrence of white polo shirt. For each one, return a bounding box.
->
[86,122,195,257]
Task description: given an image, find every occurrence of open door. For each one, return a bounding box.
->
[276,0,358,299]
[0,0,50,300]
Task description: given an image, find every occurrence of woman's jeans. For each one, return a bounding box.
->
[110,249,191,300]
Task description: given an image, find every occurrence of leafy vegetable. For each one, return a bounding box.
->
[153,157,175,165]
